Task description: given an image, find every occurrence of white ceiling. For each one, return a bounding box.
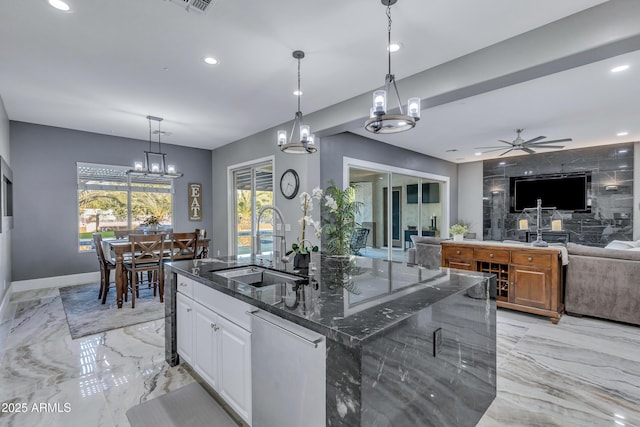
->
[2,0,637,163]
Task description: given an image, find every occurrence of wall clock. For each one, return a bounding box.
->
[280,169,299,199]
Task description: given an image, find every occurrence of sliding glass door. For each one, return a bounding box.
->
[231,161,273,257]
[348,161,447,262]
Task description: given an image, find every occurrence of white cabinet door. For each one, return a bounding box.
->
[176,292,194,365]
[218,315,252,425]
[194,303,220,389]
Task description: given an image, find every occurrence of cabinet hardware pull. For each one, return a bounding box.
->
[528,257,533,262]
[246,310,323,348]
[456,250,461,255]
[489,253,494,258]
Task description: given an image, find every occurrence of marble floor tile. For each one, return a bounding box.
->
[5,296,69,350]
[2,285,640,426]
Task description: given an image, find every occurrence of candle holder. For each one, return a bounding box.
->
[519,199,561,247]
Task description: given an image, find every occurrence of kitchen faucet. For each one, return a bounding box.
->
[255,205,288,269]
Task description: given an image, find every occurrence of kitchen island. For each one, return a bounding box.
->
[164,255,496,427]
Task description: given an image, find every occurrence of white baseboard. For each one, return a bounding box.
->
[9,271,101,293]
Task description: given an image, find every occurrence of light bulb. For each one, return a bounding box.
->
[134,161,143,171]
[277,130,287,146]
[373,90,386,115]
[151,163,160,173]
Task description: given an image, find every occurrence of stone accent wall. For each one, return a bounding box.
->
[483,143,634,247]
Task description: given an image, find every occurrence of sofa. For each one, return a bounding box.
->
[565,241,640,325]
[407,236,450,268]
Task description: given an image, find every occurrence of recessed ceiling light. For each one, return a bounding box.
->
[293,90,302,96]
[498,161,506,166]
[387,43,402,53]
[203,57,218,65]
[616,131,629,137]
[48,0,70,11]
[611,65,630,73]
[475,152,482,156]
[618,149,628,154]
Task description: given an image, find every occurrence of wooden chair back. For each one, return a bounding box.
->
[114,230,131,239]
[129,233,165,268]
[92,233,109,266]
[170,232,198,260]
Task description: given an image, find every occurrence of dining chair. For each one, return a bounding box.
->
[92,233,116,304]
[114,230,130,240]
[169,231,198,261]
[124,233,165,308]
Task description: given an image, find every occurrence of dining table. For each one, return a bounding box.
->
[105,236,209,309]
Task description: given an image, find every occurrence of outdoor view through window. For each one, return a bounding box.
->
[77,163,174,251]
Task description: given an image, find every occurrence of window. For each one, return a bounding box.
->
[231,160,273,257]
[77,163,174,251]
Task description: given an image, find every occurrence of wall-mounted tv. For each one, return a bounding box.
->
[510,172,591,213]
[407,183,439,204]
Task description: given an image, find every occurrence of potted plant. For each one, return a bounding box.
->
[449,223,468,242]
[142,215,160,231]
[287,188,323,270]
[321,181,362,256]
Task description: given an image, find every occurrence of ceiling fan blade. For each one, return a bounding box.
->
[499,148,514,156]
[522,147,536,154]
[478,147,517,153]
[474,145,508,149]
[522,136,545,144]
[498,140,515,145]
[529,145,565,149]
[529,138,572,145]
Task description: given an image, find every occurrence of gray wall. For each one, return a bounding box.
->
[320,132,459,225]
[10,122,213,282]
[458,161,484,239]
[0,97,10,300]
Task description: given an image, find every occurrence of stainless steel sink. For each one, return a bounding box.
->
[211,266,302,288]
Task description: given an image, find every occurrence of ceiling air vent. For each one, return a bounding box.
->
[167,0,213,14]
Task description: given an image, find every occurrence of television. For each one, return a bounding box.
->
[407,183,439,204]
[510,172,591,213]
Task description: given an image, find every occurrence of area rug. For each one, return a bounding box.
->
[126,382,238,427]
[59,283,164,339]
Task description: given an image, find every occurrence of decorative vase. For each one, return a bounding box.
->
[453,234,464,242]
[293,253,310,271]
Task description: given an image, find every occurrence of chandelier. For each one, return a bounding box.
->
[277,50,317,154]
[129,116,182,178]
[365,0,420,134]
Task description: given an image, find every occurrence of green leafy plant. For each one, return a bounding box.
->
[449,223,469,236]
[322,181,363,256]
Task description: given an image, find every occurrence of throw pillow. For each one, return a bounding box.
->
[605,240,636,250]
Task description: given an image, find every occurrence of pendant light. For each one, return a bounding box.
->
[129,116,182,178]
[365,0,420,134]
[277,50,317,154]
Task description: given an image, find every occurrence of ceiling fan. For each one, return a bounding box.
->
[476,129,572,156]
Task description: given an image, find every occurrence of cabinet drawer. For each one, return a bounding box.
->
[443,246,474,260]
[511,252,552,268]
[474,248,509,263]
[194,283,252,332]
[176,274,196,299]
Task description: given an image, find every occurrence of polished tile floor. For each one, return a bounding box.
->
[1,286,639,426]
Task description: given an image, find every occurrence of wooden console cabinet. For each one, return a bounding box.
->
[441,241,564,323]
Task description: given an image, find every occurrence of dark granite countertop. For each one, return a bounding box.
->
[167,254,493,348]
